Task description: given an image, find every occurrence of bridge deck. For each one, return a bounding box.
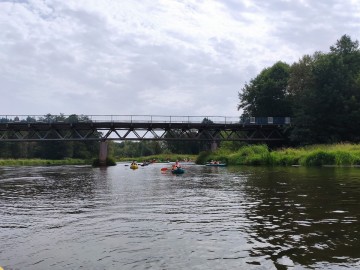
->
[0,115,290,142]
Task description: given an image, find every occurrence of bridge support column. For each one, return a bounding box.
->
[211,141,218,151]
[99,141,108,166]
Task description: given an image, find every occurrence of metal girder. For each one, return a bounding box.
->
[0,121,287,142]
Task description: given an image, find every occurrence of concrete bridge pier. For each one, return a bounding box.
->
[211,141,218,151]
[99,141,108,166]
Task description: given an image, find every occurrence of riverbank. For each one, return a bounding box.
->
[0,158,91,166]
[0,154,197,167]
[197,143,360,166]
[2,144,360,167]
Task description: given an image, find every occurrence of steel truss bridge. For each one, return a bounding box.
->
[0,115,291,142]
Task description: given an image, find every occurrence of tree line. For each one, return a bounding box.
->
[0,114,100,159]
[238,35,360,145]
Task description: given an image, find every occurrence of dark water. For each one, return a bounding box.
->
[0,163,359,270]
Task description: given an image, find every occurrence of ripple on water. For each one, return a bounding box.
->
[1,165,360,269]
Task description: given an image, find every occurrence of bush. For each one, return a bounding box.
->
[270,151,300,166]
[196,143,360,167]
[333,151,355,165]
[227,144,270,165]
[92,157,116,167]
[196,151,211,164]
[246,154,264,165]
[301,151,336,166]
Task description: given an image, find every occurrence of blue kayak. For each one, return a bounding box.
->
[205,163,227,167]
[171,167,185,174]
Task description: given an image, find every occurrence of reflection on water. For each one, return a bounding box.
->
[238,167,360,269]
[0,164,359,269]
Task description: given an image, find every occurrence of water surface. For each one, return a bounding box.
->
[0,164,359,269]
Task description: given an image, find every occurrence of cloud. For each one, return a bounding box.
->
[0,0,359,117]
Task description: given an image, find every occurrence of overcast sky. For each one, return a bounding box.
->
[1,0,359,117]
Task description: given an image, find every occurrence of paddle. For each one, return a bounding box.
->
[161,166,184,171]
[161,166,178,171]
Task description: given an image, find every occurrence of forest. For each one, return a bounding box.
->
[238,34,360,145]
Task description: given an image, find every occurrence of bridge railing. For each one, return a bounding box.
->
[90,115,242,124]
[0,115,290,125]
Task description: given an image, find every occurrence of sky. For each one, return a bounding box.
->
[1,0,359,118]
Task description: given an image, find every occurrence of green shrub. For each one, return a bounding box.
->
[353,156,360,165]
[233,144,270,165]
[246,154,264,165]
[301,151,336,166]
[333,151,355,165]
[92,157,116,167]
[198,143,360,167]
[270,151,300,166]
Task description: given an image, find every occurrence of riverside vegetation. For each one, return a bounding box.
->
[1,144,360,167]
[196,143,360,167]
[0,158,90,166]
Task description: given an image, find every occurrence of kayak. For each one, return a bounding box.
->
[171,167,185,174]
[130,164,139,169]
[205,163,227,167]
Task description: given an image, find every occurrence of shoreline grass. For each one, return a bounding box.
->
[3,144,360,167]
[196,143,360,167]
[0,154,197,167]
[0,158,91,166]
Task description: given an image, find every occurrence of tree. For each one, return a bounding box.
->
[238,61,292,117]
[290,35,360,144]
[287,54,319,144]
[330,34,359,55]
[164,130,201,154]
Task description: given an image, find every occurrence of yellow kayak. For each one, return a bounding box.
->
[130,164,138,170]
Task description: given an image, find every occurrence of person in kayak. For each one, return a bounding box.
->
[172,160,181,169]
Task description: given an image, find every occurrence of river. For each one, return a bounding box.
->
[0,163,359,270]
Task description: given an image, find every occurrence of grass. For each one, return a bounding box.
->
[196,143,360,167]
[3,144,360,167]
[0,158,91,166]
[0,154,197,167]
